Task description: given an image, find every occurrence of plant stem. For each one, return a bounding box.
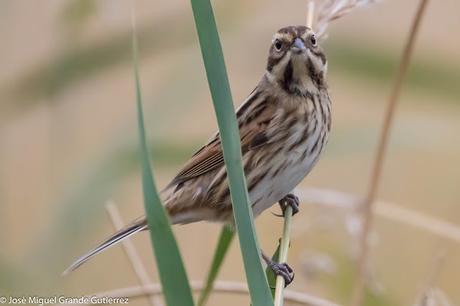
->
[306,1,315,28]
[105,202,162,306]
[350,1,430,305]
[86,280,341,306]
[273,206,294,306]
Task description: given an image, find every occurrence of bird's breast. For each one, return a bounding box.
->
[249,98,330,217]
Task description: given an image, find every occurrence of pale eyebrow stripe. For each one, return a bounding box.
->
[272,33,293,42]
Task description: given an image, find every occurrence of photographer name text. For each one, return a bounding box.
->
[0,295,129,305]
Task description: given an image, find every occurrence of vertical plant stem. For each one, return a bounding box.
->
[306,1,315,28]
[273,206,294,306]
[105,202,163,306]
[350,1,430,305]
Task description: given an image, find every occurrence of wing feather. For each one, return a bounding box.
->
[166,89,275,189]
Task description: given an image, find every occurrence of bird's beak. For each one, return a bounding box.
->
[292,38,306,52]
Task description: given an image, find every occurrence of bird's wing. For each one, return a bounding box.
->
[166,92,275,188]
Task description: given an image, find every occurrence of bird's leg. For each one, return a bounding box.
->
[278,193,300,216]
[261,251,294,286]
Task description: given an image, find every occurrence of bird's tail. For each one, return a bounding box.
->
[63,217,147,275]
[63,189,214,275]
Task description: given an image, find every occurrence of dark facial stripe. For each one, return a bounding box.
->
[311,49,327,65]
[280,59,293,92]
[318,71,325,87]
[307,57,317,87]
[267,51,288,72]
[307,57,324,88]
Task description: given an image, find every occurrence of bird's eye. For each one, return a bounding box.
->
[310,34,317,47]
[274,39,283,51]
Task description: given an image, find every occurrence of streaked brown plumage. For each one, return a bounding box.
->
[65,25,331,274]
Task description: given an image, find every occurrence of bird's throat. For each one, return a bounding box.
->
[280,57,317,96]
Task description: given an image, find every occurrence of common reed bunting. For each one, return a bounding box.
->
[66,25,331,285]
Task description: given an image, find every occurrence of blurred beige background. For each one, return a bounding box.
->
[0,0,459,305]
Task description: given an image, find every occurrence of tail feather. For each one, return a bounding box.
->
[63,218,147,275]
[63,204,210,275]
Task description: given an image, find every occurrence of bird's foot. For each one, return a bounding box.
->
[278,193,300,216]
[267,260,295,286]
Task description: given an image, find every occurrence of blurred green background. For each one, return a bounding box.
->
[0,0,459,305]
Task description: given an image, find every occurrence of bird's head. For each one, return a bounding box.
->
[266,26,327,94]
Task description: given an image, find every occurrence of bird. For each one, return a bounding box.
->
[64,25,331,285]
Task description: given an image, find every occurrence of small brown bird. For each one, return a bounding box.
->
[65,25,331,284]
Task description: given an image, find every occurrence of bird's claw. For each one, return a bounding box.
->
[268,261,295,286]
[279,193,300,216]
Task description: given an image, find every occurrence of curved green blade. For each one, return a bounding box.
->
[189,1,274,305]
[132,28,195,306]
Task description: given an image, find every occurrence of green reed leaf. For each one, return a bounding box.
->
[132,25,195,306]
[189,1,273,305]
[266,243,281,298]
[198,226,235,306]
